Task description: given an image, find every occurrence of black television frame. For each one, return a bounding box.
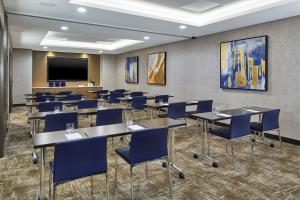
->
[47,56,89,82]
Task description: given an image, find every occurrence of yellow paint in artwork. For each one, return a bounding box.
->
[252,66,259,86]
[148,53,165,84]
[261,59,265,76]
[233,47,247,87]
[228,76,232,87]
[220,43,228,72]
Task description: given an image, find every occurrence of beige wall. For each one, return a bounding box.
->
[110,16,300,140]
[32,51,100,87]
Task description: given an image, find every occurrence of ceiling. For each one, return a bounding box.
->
[4,0,300,54]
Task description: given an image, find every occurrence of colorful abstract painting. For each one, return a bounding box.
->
[220,36,268,91]
[147,52,166,85]
[125,56,139,83]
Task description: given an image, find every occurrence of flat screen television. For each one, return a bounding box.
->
[47,57,88,81]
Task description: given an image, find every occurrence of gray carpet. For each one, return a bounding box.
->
[0,106,299,199]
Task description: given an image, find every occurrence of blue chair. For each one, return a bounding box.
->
[186,100,213,114]
[78,100,98,109]
[209,113,252,169]
[58,91,72,95]
[36,92,51,96]
[49,136,109,199]
[114,89,125,93]
[36,95,55,102]
[168,102,186,119]
[155,95,169,103]
[131,96,147,110]
[114,127,172,199]
[44,112,78,132]
[96,108,123,126]
[60,80,66,87]
[97,90,109,98]
[108,92,124,104]
[130,91,143,97]
[49,80,54,87]
[38,102,63,112]
[250,109,281,151]
[55,80,60,87]
[62,94,83,101]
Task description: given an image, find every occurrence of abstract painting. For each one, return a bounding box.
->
[125,56,139,83]
[147,52,166,85]
[220,36,268,91]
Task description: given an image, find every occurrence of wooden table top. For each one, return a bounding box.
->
[26,99,105,107]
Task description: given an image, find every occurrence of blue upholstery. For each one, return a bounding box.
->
[96,108,123,126]
[51,136,107,184]
[108,92,124,104]
[97,90,109,98]
[187,100,213,114]
[130,91,143,97]
[114,89,125,93]
[49,80,54,87]
[44,112,78,132]
[55,80,60,87]
[155,95,169,103]
[78,100,98,109]
[36,95,55,102]
[131,96,147,110]
[38,102,63,112]
[61,94,83,101]
[58,91,72,95]
[251,109,280,132]
[60,80,66,87]
[36,92,51,96]
[115,127,168,165]
[168,102,186,119]
[209,114,251,140]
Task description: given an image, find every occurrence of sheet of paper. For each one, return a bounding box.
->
[216,113,232,117]
[65,132,83,140]
[128,125,145,131]
[245,109,260,113]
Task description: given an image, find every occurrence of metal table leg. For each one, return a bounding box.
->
[38,147,46,200]
[192,119,219,167]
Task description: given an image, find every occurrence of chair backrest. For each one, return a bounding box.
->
[196,100,213,113]
[114,89,125,93]
[108,92,124,103]
[44,112,78,132]
[53,136,107,184]
[63,94,83,101]
[55,80,60,87]
[36,92,51,96]
[262,109,280,131]
[36,95,55,102]
[129,127,168,165]
[96,108,123,126]
[131,96,147,110]
[155,95,169,103]
[78,100,98,109]
[38,102,63,112]
[49,80,54,87]
[229,113,251,139]
[58,91,72,95]
[60,80,66,87]
[130,91,143,97]
[97,90,109,98]
[168,102,186,119]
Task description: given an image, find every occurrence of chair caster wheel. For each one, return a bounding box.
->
[179,172,185,179]
[193,153,199,159]
[212,162,218,168]
[162,162,167,168]
[270,143,275,148]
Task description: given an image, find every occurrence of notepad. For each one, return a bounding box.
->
[128,125,145,131]
[216,113,232,117]
[245,109,260,113]
[65,133,83,140]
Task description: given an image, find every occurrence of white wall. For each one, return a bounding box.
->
[12,49,32,104]
[100,54,117,90]
[106,16,300,140]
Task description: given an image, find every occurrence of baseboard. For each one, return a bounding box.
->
[12,103,26,107]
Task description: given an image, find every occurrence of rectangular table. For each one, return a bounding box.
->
[33,118,186,200]
[117,95,174,105]
[191,106,272,167]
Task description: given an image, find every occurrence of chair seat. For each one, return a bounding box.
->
[115,146,131,164]
[250,122,263,132]
[209,127,231,140]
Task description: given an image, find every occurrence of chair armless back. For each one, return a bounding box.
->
[229,113,251,139]
[36,95,55,102]
[130,91,143,97]
[168,102,186,119]
[114,89,125,93]
[129,127,168,165]
[196,100,213,113]
[44,112,78,132]
[53,136,107,184]
[38,102,63,112]
[262,109,280,131]
[96,108,123,126]
[155,95,169,103]
[78,100,98,109]
[131,96,147,110]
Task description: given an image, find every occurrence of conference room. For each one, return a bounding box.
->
[0,0,299,199]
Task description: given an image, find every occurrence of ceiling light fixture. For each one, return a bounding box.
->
[43,46,48,49]
[77,7,87,13]
[61,26,69,30]
[144,36,150,40]
[179,25,187,29]
[98,50,103,53]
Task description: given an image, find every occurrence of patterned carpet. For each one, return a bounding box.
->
[0,106,299,200]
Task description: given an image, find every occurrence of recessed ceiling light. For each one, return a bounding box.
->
[144,36,150,40]
[61,26,69,30]
[179,25,187,29]
[98,50,103,53]
[77,7,87,13]
[43,46,48,49]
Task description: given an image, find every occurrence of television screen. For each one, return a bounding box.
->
[47,57,88,81]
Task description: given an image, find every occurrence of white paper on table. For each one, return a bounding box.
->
[128,125,145,131]
[245,109,260,113]
[65,133,83,140]
[216,113,232,117]
[162,103,169,106]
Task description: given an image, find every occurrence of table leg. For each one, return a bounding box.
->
[192,120,219,167]
[32,119,38,164]
[38,147,46,200]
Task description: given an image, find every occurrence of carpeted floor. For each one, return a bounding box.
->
[0,106,299,200]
